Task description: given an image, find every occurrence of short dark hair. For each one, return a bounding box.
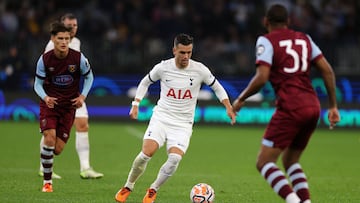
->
[60,13,77,22]
[266,4,288,24]
[50,21,72,35]
[174,33,193,46]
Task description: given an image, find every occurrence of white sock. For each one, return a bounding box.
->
[150,153,182,191]
[39,135,45,172]
[286,192,301,203]
[303,200,311,203]
[76,132,90,171]
[125,152,151,190]
[43,179,52,184]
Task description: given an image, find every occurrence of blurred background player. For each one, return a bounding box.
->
[38,13,103,179]
[34,21,94,192]
[115,33,236,203]
[232,4,340,203]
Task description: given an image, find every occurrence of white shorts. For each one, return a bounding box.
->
[75,102,88,118]
[143,117,193,154]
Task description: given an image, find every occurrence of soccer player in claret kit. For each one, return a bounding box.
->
[232,4,340,203]
[34,21,94,192]
[39,13,103,180]
[115,33,236,203]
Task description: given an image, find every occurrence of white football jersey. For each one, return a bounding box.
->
[144,58,218,125]
[44,37,81,52]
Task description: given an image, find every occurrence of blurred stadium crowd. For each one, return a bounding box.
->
[0,0,359,90]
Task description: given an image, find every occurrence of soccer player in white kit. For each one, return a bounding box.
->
[38,13,103,179]
[115,33,236,203]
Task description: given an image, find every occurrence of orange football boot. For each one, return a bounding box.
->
[41,183,53,192]
[143,188,157,203]
[115,187,131,202]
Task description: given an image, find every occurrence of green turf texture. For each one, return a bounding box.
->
[0,121,359,203]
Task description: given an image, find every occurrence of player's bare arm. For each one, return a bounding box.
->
[129,98,141,120]
[314,57,340,128]
[221,98,236,125]
[328,107,340,129]
[231,99,245,114]
[233,65,270,112]
[314,57,337,108]
[129,73,151,120]
[129,106,139,120]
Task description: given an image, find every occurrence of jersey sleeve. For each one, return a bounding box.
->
[210,80,229,102]
[201,64,216,86]
[255,36,273,67]
[79,53,93,97]
[306,34,323,61]
[148,62,163,82]
[35,56,46,79]
[134,62,163,100]
[34,55,47,99]
[200,64,228,102]
[34,77,47,100]
[80,53,91,76]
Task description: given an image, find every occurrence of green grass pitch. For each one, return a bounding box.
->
[0,121,359,202]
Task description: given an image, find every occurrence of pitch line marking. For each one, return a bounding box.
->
[125,126,143,139]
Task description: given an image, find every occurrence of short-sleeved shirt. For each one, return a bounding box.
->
[256,28,323,149]
[255,28,322,110]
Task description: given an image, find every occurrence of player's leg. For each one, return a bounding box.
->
[115,118,164,202]
[39,136,44,174]
[283,149,311,203]
[41,133,66,192]
[282,106,319,203]
[143,126,190,203]
[39,135,62,179]
[141,140,174,203]
[143,149,183,203]
[115,150,153,203]
[74,103,103,179]
[282,107,319,203]
[257,110,301,203]
[41,129,56,192]
[115,139,157,203]
[126,140,158,189]
[150,150,183,190]
[256,145,300,203]
[39,106,68,192]
[74,116,90,170]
